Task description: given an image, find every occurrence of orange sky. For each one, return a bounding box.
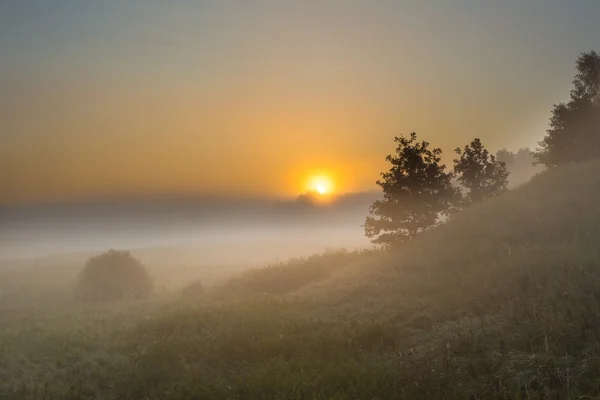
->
[2,1,597,205]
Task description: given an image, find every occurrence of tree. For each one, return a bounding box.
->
[364,132,460,246]
[75,249,153,302]
[454,138,509,204]
[496,147,544,188]
[534,51,600,167]
[495,148,517,166]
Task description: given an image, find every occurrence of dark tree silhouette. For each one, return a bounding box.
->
[364,132,460,246]
[454,138,509,204]
[534,51,600,167]
[75,249,153,302]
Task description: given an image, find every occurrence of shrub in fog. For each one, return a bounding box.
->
[75,249,153,302]
[180,280,204,298]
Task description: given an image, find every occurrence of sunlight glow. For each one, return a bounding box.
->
[308,176,334,195]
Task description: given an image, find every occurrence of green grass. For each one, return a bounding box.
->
[4,160,600,398]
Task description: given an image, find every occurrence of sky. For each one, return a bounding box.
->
[1,0,599,205]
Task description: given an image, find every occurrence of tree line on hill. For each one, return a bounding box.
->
[366,50,600,246]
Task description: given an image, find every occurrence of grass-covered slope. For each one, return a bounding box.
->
[4,160,600,399]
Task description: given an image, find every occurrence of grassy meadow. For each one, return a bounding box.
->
[3,160,600,398]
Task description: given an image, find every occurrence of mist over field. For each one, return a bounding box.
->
[0,192,376,261]
[4,0,600,398]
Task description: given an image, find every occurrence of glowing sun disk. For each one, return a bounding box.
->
[308,176,333,195]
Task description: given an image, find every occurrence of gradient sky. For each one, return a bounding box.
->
[1,0,599,205]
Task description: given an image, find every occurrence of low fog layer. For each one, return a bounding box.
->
[0,193,378,262]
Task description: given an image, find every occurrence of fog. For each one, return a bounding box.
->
[0,193,376,264]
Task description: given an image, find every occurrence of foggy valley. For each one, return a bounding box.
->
[3,1,600,399]
[0,193,375,261]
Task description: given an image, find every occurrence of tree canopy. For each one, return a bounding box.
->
[534,51,600,167]
[454,138,509,204]
[364,132,460,246]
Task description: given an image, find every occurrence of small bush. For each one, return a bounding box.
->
[75,249,153,302]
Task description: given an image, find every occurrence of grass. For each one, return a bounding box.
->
[4,160,600,398]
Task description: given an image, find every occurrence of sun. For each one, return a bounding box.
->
[308,175,334,196]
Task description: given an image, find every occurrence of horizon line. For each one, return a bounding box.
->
[0,190,382,209]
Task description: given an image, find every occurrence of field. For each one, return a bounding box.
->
[3,160,600,399]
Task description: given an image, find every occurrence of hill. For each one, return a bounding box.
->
[3,160,600,399]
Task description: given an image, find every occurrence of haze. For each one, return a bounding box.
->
[0,194,376,260]
[2,1,599,205]
[0,0,596,264]
[5,0,600,397]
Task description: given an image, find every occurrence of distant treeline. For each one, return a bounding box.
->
[495,148,544,188]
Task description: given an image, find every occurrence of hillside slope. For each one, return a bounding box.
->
[4,160,600,399]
